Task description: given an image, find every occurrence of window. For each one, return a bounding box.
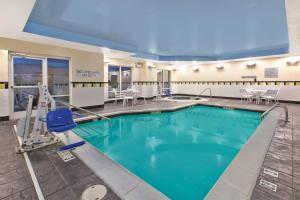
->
[47,58,69,96]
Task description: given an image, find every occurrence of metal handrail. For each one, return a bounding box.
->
[261,103,288,122]
[55,100,112,125]
[197,88,212,98]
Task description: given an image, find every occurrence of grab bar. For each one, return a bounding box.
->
[55,100,112,125]
[261,103,288,122]
[197,88,212,98]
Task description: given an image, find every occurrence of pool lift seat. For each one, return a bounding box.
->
[47,108,85,151]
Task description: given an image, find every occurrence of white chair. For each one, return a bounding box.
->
[240,88,253,103]
[134,92,146,104]
[109,89,124,104]
[122,90,134,107]
[261,89,279,105]
[132,86,147,104]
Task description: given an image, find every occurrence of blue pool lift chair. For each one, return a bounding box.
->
[47,108,85,151]
[163,88,172,97]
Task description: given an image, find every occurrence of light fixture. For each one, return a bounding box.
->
[246,61,256,68]
[192,66,199,71]
[216,65,224,70]
[286,57,300,66]
[135,62,143,68]
[148,65,156,68]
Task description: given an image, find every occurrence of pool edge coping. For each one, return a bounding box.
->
[74,101,265,124]
[65,102,274,200]
[204,109,282,200]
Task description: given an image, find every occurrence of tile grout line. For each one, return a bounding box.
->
[13,125,45,200]
[46,150,78,198]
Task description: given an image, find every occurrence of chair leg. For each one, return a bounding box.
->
[144,97,146,104]
[123,99,125,107]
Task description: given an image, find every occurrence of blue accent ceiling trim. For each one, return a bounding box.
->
[24,0,289,61]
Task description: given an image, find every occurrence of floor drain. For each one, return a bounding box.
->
[263,168,279,178]
[57,151,75,162]
[259,179,277,192]
[81,185,107,200]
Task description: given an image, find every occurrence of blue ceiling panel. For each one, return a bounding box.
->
[24,0,289,61]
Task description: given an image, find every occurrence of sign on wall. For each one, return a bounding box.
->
[264,67,278,78]
[76,69,100,78]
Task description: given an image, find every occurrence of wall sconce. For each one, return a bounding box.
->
[246,62,256,68]
[135,62,143,68]
[286,58,300,66]
[148,65,156,68]
[192,66,199,71]
[216,65,224,70]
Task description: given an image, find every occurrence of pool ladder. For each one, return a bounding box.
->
[197,88,212,98]
[260,103,288,122]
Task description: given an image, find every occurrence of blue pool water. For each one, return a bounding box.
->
[73,106,261,200]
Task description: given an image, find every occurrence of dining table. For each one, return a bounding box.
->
[246,89,267,104]
[122,88,141,104]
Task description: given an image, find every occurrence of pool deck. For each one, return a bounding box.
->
[0,98,299,199]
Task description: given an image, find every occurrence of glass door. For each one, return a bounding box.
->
[108,65,132,100]
[10,56,70,118]
[108,66,120,92]
[47,58,70,103]
[121,67,132,90]
[11,56,44,114]
[157,70,171,89]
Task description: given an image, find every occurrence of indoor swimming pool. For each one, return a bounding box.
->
[73,106,261,200]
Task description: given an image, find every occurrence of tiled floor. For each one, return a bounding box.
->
[0,121,37,200]
[0,98,299,200]
[251,103,300,200]
[27,144,120,200]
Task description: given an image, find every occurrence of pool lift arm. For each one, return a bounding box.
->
[16,85,58,153]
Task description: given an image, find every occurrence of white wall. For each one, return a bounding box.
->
[173,84,300,102]
[0,37,105,118]
[172,57,300,101]
[0,50,9,117]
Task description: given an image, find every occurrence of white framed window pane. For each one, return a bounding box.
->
[47,58,69,96]
[121,67,132,90]
[13,57,42,86]
[108,66,120,98]
[13,88,39,112]
[53,96,70,108]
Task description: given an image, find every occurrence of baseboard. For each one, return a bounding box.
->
[173,93,300,104]
[105,96,156,103]
[71,104,105,111]
[0,116,9,121]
